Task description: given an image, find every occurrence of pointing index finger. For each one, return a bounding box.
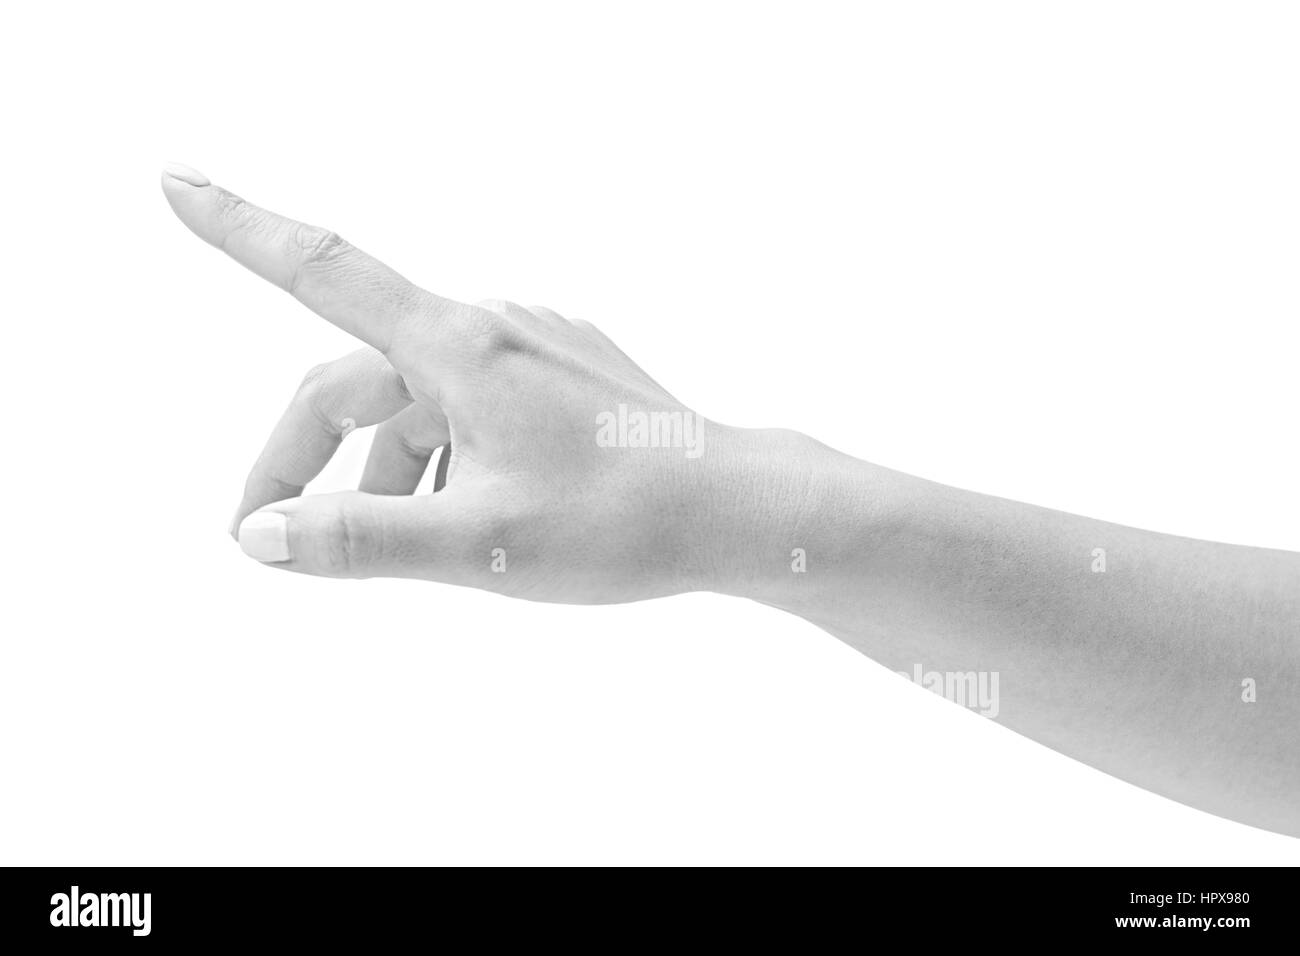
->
[160,164,453,360]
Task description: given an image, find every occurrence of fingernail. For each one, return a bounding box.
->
[237,511,290,563]
[162,162,210,187]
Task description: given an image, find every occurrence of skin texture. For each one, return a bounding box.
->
[162,167,1300,838]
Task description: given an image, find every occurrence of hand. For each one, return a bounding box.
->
[163,166,1300,836]
[162,164,774,603]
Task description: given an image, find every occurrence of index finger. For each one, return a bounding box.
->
[160,163,455,359]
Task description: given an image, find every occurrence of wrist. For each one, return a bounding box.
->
[686,423,879,604]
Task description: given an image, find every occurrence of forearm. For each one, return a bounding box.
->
[702,425,1300,835]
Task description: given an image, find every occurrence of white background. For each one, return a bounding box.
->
[2,1,1298,864]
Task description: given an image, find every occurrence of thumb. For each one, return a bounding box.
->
[235,490,476,581]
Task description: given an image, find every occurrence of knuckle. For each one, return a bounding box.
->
[286,226,349,294]
[295,362,340,430]
[458,307,528,361]
[395,428,437,460]
[214,191,255,249]
[473,299,534,324]
[298,361,332,392]
[320,500,379,577]
[529,305,566,322]
[215,189,248,222]
[294,225,348,263]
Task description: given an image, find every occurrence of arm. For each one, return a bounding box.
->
[704,426,1300,836]
[162,164,1300,838]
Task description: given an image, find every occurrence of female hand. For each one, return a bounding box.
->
[164,165,1300,836]
[162,164,778,603]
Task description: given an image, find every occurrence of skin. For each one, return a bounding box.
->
[162,166,1300,838]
